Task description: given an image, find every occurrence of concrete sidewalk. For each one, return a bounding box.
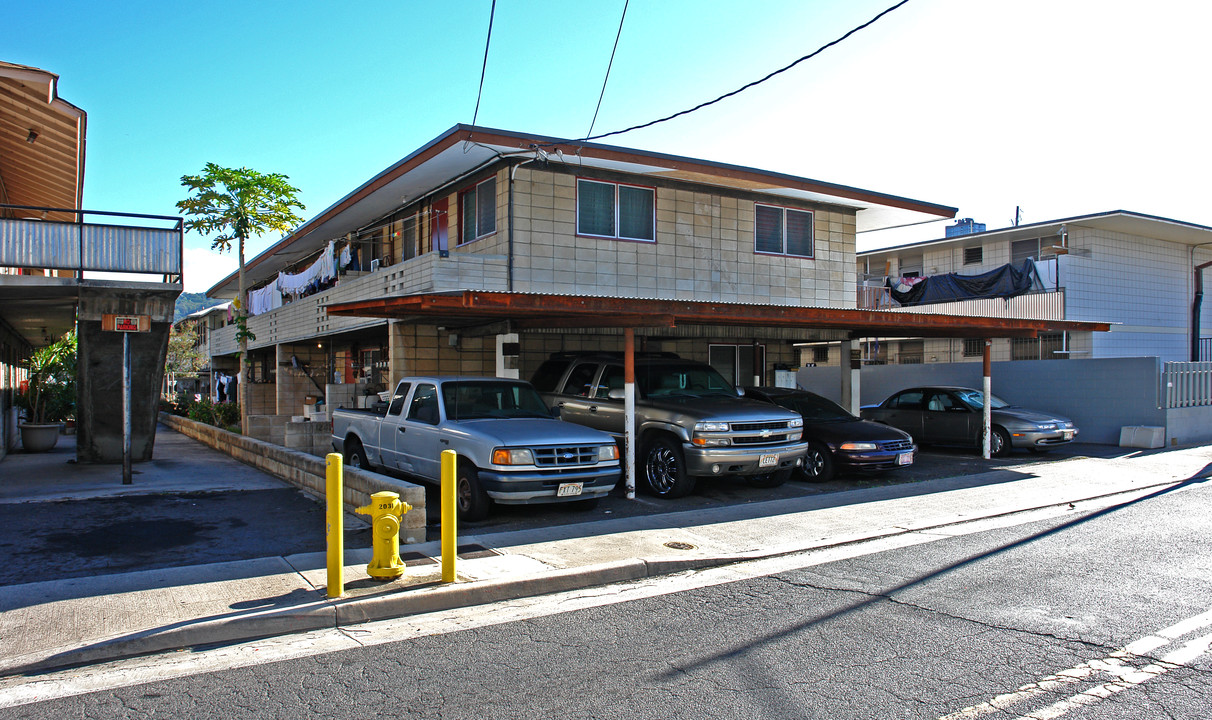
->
[1,433,1210,678]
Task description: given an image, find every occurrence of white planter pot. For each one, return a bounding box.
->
[19,423,61,453]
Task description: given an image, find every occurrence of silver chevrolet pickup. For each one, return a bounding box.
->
[531,353,807,498]
[331,376,621,520]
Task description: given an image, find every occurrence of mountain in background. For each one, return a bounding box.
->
[174,292,224,323]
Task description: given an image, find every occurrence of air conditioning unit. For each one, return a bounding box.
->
[369,258,381,272]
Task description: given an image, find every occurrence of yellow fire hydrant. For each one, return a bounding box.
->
[355,491,412,580]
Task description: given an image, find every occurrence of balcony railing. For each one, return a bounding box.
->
[857,286,1065,321]
[0,204,183,281]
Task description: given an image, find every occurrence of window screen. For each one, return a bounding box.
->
[577,180,617,237]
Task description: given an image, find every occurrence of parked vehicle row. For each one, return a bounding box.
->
[332,357,1079,520]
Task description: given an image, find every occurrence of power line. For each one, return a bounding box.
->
[471,0,498,127]
[576,0,912,144]
[587,0,630,139]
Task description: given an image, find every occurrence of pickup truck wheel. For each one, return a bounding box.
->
[746,467,791,488]
[796,442,835,483]
[457,463,491,521]
[642,437,696,498]
[345,439,372,471]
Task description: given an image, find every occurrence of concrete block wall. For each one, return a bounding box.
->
[505,166,857,308]
[161,412,427,544]
[244,383,276,416]
[284,419,333,456]
[388,321,496,383]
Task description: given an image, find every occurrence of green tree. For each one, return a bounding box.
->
[165,324,206,377]
[177,164,304,434]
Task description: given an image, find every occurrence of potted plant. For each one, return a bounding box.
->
[16,330,77,452]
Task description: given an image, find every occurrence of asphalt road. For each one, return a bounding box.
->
[5,455,1207,718]
[0,441,1131,586]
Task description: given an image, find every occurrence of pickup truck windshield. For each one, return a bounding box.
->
[442,381,553,420]
[638,363,738,399]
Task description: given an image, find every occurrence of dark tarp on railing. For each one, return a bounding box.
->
[887,259,1039,306]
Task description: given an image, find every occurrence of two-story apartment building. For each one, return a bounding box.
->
[204,126,1108,427]
[855,212,1212,365]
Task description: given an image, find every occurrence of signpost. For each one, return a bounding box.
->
[103,314,150,484]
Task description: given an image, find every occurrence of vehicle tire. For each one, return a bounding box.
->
[746,467,792,488]
[797,441,835,482]
[456,462,491,521]
[642,436,696,498]
[988,426,1012,458]
[344,439,372,471]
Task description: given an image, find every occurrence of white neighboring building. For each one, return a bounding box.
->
[854,211,1212,365]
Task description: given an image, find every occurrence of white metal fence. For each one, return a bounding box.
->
[1164,362,1212,408]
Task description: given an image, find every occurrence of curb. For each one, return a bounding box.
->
[5,473,1203,677]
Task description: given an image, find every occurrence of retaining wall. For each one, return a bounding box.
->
[160,412,427,543]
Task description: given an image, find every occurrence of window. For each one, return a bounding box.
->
[963,246,983,265]
[813,346,829,363]
[459,177,496,244]
[709,344,765,387]
[1010,238,1043,265]
[387,383,412,416]
[1011,332,1067,361]
[755,204,814,258]
[962,338,984,358]
[559,362,600,397]
[407,384,440,424]
[577,179,655,241]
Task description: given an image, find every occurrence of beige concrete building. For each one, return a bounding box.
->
[204,125,958,422]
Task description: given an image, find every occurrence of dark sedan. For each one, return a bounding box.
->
[860,386,1078,457]
[745,387,916,482]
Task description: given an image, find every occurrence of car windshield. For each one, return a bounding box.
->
[781,393,855,422]
[442,381,553,420]
[953,389,1011,410]
[639,363,738,399]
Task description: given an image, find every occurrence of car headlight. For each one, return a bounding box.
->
[598,444,619,461]
[839,442,878,451]
[1035,423,1057,431]
[692,436,732,447]
[788,418,804,428]
[491,448,534,465]
[695,421,730,432]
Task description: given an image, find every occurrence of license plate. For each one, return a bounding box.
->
[759,454,778,467]
[1062,430,1074,440]
[557,482,583,497]
[897,451,914,466]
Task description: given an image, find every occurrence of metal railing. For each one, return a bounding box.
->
[1164,361,1212,408]
[0,204,183,282]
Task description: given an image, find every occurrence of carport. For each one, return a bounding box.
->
[326,290,1111,493]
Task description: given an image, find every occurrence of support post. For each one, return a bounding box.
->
[982,339,992,459]
[122,332,132,485]
[325,452,344,598]
[441,448,458,582]
[840,338,861,416]
[624,328,636,499]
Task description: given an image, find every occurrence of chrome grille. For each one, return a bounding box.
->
[532,446,598,466]
[731,421,791,432]
[879,439,914,452]
[732,433,794,446]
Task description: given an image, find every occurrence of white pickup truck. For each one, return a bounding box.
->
[331,376,621,520]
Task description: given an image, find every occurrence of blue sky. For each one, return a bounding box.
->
[9,0,1211,292]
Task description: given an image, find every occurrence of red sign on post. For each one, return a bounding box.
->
[102,314,150,332]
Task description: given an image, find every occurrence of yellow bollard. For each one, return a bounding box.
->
[441,449,457,583]
[355,491,412,580]
[325,452,344,598]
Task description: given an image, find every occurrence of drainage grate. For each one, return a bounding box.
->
[664,541,695,550]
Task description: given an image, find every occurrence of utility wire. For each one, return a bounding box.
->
[587,0,630,139]
[471,0,498,127]
[575,0,912,144]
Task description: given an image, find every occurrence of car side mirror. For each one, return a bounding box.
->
[608,388,625,400]
[551,405,562,419]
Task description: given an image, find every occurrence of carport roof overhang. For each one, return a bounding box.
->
[325,291,1112,340]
